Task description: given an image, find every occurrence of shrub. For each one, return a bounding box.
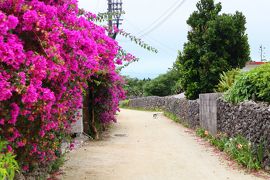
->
[224,63,270,103]
[215,68,241,92]
[0,0,125,172]
[0,140,19,180]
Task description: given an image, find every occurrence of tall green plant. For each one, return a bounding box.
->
[215,68,241,92]
[0,141,19,180]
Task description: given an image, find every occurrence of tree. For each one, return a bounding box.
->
[176,0,250,100]
[123,76,150,98]
[143,68,181,97]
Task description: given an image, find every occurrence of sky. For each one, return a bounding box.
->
[78,0,270,79]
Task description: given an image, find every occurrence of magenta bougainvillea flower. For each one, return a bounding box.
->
[0,0,126,169]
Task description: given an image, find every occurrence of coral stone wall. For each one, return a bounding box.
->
[128,97,200,129]
[217,99,270,144]
[217,99,270,166]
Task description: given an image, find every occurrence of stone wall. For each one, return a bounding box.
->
[217,99,270,166]
[129,96,165,110]
[217,99,270,144]
[128,96,200,129]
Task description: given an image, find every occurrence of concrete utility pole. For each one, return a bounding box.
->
[107,0,123,39]
[259,45,266,61]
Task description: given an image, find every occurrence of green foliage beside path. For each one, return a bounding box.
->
[224,63,270,103]
[196,128,264,170]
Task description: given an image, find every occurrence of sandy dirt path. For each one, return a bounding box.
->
[60,109,264,180]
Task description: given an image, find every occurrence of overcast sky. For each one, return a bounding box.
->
[78,0,270,79]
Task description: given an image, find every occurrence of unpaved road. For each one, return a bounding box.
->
[60,109,264,180]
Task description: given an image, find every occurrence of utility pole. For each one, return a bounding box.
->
[107,0,123,39]
[259,45,266,61]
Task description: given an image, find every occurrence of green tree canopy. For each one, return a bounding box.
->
[123,76,151,98]
[176,0,250,100]
[143,67,182,97]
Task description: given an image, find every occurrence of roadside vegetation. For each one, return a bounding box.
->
[196,128,264,170]
[224,63,270,103]
[215,68,242,93]
[123,67,181,98]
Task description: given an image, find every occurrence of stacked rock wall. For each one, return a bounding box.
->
[217,99,270,166]
[128,97,200,129]
[217,99,270,144]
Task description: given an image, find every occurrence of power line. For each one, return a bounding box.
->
[143,36,176,54]
[139,0,187,37]
[125,19,177,54]
[136,0,185,36]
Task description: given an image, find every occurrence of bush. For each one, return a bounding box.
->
[0,140,19,180]
[0,0,125,172]
[224,63,270,103]
[215,69,241,92]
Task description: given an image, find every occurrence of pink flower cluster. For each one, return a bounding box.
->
[0,0,125,169]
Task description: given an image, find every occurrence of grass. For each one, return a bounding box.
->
[163,111,189,128]
[196,128,264,170]
[163,111,180,123]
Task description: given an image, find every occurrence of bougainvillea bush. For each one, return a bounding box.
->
[0,0,125,172]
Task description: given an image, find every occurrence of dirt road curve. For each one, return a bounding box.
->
[60,109,263,180]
